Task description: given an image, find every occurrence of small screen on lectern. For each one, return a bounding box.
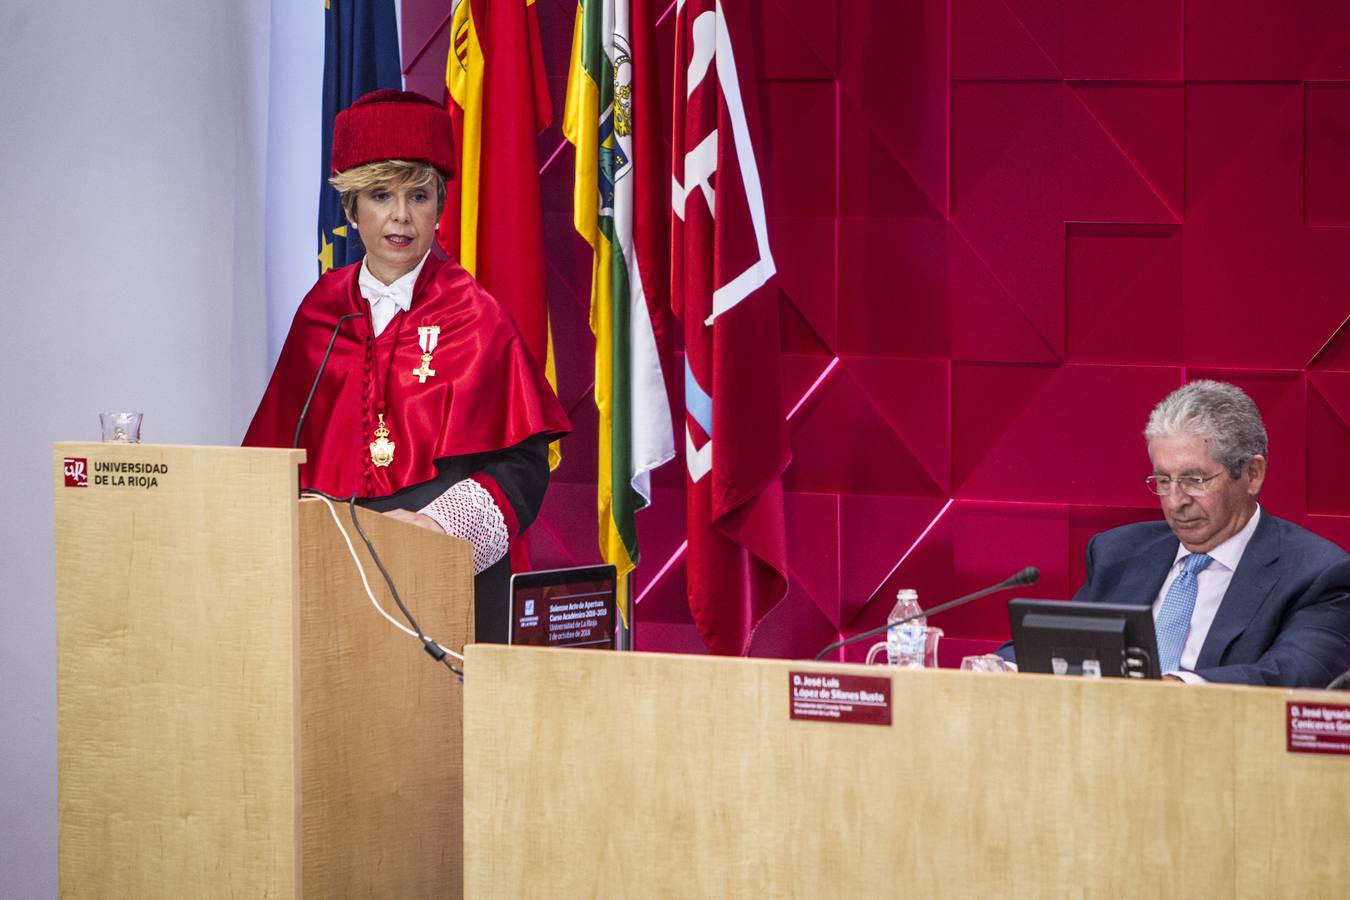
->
[1009,599,1161,679]
[508,564,617,650]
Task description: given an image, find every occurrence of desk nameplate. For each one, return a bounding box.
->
[788,671,892,726]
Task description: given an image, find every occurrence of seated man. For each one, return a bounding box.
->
[1002,380,1350,687]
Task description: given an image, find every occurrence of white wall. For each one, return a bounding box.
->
[266,2,324,363]
[0,3,319,896]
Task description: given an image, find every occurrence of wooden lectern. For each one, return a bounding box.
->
[54,443,473,899]
[463,645,1350,897]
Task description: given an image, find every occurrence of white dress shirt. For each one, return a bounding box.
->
[1153,505,1262,682]
[358,251,430,336]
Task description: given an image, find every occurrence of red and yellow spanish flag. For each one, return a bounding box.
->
[439,0,560,466]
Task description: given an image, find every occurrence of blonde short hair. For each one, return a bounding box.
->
[328,159,447,223]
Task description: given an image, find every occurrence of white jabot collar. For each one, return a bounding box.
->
[358,250,430,336]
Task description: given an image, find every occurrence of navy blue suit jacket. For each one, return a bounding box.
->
[1006,512,1350,688]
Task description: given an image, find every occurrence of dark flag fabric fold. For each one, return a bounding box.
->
[672,0,791,655]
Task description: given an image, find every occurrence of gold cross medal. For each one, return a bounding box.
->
[413,325,440,383]
[369,413,396,467]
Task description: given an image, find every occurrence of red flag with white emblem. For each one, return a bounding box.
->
[671,0,790,655]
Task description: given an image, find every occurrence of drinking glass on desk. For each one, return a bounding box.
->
[866,626,943,667]
[100,412,143,443]
[921,626,942,667]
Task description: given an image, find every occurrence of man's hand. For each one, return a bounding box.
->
[382,508,446,533]
[1162,674,1186,683]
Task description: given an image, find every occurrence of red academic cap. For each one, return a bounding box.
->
[330,89,456,178]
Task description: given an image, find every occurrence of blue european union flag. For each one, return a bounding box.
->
[319,0,402,274]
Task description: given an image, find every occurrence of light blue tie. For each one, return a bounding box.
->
[1155,552,1212,674]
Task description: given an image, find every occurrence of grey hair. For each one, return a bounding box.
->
[1144,380,1268,476]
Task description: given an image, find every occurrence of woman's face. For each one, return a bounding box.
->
[354,180,438,284]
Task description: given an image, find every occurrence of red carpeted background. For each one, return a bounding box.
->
[401,0,1350,658]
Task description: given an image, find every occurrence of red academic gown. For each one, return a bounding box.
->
[244,247,570,640]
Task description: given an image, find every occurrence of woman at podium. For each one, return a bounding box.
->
[244,90,570,640]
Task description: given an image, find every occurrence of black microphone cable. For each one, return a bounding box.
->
[303,488,462,678]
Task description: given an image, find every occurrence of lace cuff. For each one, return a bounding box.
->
[418,478,511,574]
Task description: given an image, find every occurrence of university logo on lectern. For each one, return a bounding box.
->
[64,458,88,488]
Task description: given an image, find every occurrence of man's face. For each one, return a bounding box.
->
[1147,432,1265,553]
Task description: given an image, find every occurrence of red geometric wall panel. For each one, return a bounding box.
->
[402,0,1350,658]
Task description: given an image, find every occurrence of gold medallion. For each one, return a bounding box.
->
[369,413,396,467]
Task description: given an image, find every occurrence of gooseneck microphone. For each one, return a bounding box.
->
[293,312,362,450]
[813,566,1041,662]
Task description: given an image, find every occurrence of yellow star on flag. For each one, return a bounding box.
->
[318,226,351,274]
[318,232,333,273]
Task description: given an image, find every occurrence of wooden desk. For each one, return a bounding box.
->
[463,645,1349,897]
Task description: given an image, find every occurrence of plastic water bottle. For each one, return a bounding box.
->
[887,589,927,668]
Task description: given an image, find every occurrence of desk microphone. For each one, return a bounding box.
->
[813,566,1040,662]
[293,312,362,450]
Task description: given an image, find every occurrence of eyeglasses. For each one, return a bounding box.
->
[1143,472,1226,497]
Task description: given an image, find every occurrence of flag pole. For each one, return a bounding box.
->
[616,573,633,651]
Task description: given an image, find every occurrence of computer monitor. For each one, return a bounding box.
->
[508,564,617,650]
[1008,599,1160,679]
